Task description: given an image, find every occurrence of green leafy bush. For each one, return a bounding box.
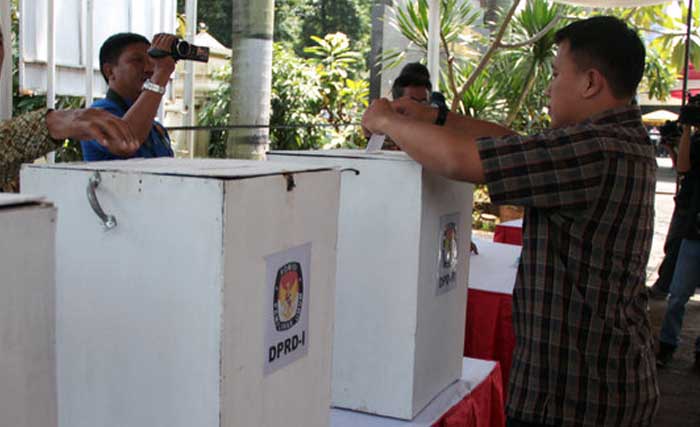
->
[199,32,368,155]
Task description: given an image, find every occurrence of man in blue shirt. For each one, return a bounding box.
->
[82,32,177,161]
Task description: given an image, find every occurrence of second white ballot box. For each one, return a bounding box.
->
[268,150,473,419]
[0,194,57,427]
[21,158,341,427]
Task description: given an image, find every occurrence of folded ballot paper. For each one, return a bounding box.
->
[365,134,385,154]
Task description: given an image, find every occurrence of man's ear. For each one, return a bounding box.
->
[102,63,114,82]
[581,68,605,99]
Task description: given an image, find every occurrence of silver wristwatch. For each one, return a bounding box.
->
[142,79,166,95]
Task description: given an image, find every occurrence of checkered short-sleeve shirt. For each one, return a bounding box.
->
[477,106,659,426]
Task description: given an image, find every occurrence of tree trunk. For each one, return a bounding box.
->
[228,0,275,160]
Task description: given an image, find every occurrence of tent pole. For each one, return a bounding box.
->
[682,0,694,106]
[427,0,440,91]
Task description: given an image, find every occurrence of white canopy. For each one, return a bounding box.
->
[642,109,679,126]
[552,1,673,7]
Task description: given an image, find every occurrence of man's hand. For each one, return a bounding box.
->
[361,98,398,138]
[392,97,439,124]
[46,108,140,157]
[149,33,177,86]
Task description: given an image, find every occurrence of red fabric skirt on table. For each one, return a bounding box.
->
[463,289,515,398]
[432,362,505,427]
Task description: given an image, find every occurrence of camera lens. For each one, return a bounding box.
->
[175,40,190,58]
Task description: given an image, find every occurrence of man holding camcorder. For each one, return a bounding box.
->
[81,32,179,161]
[656,101,700,370]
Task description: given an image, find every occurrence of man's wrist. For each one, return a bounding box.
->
[45,109,68,141]
[142,79,167,95]
[149,72,171,87]
[378,111,401,136]
[434,104,448,126]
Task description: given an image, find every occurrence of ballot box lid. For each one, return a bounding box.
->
[22,158,335,179]
[268,149,414,162]
[0,193,48,209]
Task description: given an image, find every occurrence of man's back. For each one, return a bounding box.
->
[478,106,658,426]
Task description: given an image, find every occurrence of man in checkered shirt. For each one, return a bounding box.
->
[363,16,658,427]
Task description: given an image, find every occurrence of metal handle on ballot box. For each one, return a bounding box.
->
[86,171,117,230]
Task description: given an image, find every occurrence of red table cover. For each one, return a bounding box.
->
[463,289,515,399]
[493,224,522,246]
[432,362,505,427]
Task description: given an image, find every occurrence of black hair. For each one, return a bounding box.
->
[99,32,150,83]
[554,16,645,99]
[392,62,432,99]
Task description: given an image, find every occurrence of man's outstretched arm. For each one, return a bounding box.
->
[362,98,515,183]
[1,108,138,188]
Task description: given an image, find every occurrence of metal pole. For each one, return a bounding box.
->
[369,0,386,101]
[47,0,56,110]
[427,0,440,91]
[682,0,694,106]
[47,0,56,163]
[153,0,165,122]
[0,0,12,120]
[184,0,197,158]
[85,0,94,106]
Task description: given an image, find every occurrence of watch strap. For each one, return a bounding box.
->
[142,79,166,95]
[434,103,448,126]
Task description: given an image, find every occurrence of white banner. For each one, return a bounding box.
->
[553,0,674,7]
[20,0,176,97]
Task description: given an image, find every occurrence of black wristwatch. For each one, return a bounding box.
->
[433,103,448,126]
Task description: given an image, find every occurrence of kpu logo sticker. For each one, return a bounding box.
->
[264,243,311,375]
[273,262,304,331]
[441,223,458,270]
[437,213,460,295]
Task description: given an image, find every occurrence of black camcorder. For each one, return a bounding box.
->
[678,93,700,126]
[659,119,682,141]
[148,39,209,63]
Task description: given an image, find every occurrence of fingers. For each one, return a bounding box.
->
[151,33,177,51]
[362,98,396,137]
[95,118,140,157]
[391,97,433,122]
[362,124,371,139]
[76,109,140,157]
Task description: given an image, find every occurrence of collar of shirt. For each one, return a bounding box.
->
[105,89,133,113]
[580,105,643,127]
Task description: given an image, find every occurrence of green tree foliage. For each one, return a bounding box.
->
[178,0,372,55]
[386,0,564,131]
[274,0,313,46]
[298,0,371,53]
[177,0,231,45]
[199,32,367,155]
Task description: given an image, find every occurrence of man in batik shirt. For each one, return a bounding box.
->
[0,24,138,191]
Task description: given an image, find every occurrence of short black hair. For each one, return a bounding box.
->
[554,16,645,99]
[392,62,432,99]
[99,32,150,83]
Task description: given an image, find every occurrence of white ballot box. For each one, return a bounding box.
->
[21,158,341,427]
[0,194,57,427]
[268,150,474,420]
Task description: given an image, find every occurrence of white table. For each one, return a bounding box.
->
[469,237,521,295]
[330,358,496,426]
